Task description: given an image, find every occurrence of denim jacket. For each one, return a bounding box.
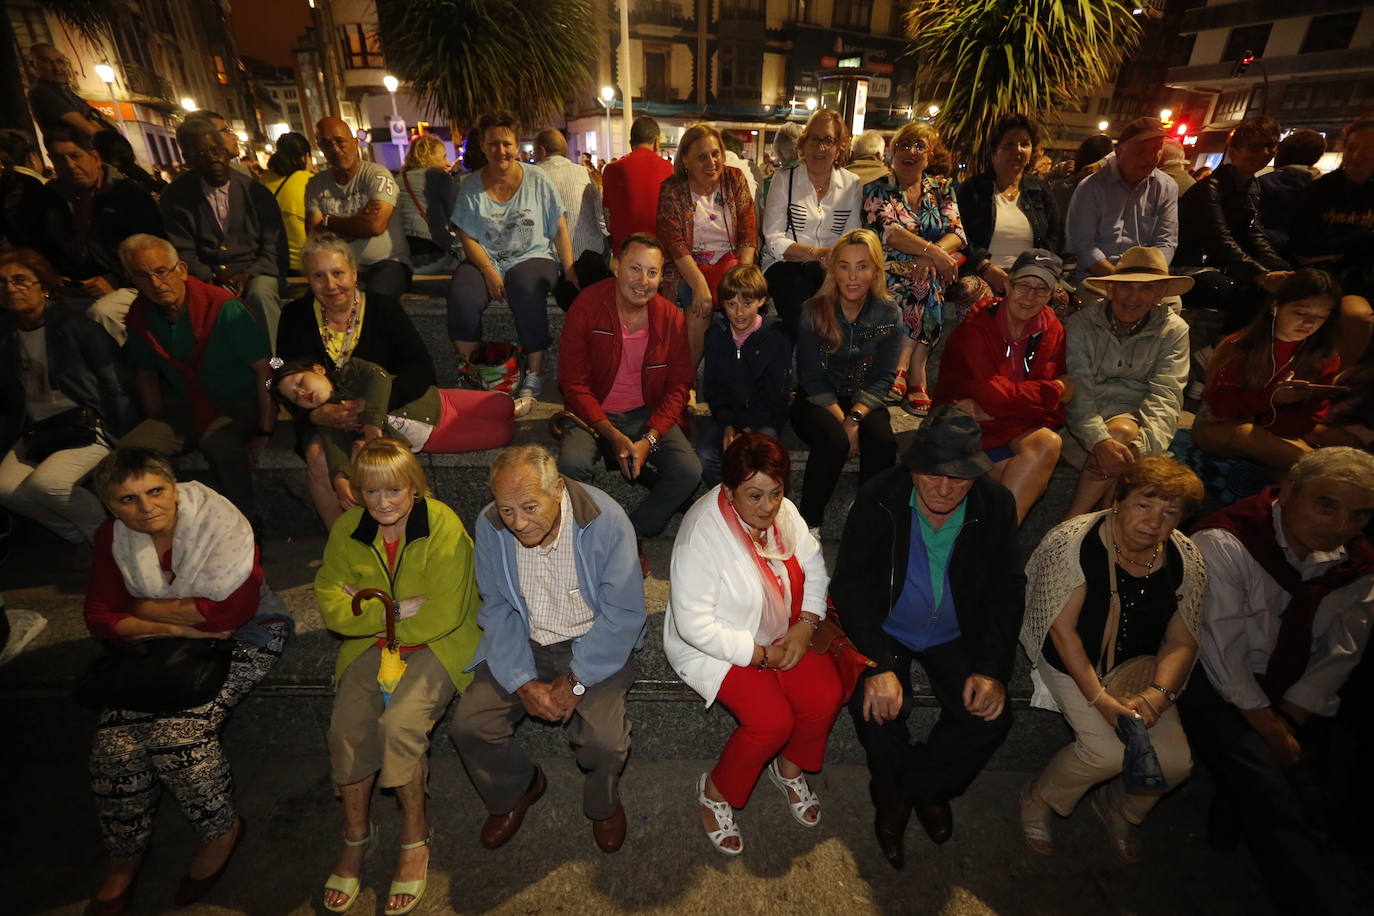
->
[796,295,902,410]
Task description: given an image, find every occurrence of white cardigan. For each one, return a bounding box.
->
[665,485,829,706]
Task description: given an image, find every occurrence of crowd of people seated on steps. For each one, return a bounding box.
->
[4,41,1374,914]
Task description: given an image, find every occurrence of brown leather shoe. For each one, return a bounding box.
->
[591,804,627,853]
[913,801,953,844]
[480,767,547,849]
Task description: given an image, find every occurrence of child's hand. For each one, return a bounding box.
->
[361,424,384,441]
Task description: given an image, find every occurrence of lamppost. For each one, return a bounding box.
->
[383,74,400,119]
[180,97,197,113]
[1098,120,1110,133]
[94,64,127,137]
[597,86,614,165]
[806,97,818,112]
[927,104,940,118]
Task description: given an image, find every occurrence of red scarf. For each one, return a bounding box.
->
[717,487,804,633]
[1193,487,1374,701]
[126,276,234,433]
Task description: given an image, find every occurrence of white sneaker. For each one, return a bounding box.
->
[0,609,48,667]
[516,371,544,401]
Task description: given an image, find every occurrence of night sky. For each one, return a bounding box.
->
[232,0,314,69]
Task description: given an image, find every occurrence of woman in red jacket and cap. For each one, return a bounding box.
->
[934,248,1072,523]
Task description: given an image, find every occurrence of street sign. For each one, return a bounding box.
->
[388,116,408,144]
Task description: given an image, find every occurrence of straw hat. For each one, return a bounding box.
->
[1083,247,1194,297]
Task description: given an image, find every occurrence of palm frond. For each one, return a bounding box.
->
[377,0,600,129]
[904,0,1143,165]
[34,0,120,48]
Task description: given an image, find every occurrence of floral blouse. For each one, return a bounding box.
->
[861,174,967,339]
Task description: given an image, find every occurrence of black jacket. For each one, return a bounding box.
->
[830,467,1025,684]
[32,166,164,287]
[1290,168,1374,297]
[701,315,792,432]
[276,290,436,410]
[0,304,140,454]
[955,171,1064,272]
[1175,163,1288,281]
[160,168,286,281]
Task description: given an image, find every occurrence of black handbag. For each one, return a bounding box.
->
[73,636,233,712]
[20,406,102,462]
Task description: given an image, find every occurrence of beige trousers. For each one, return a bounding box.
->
[328,644,456,788]
[1034,663,1192,824]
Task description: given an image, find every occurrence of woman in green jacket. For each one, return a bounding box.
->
[314,438,481,916]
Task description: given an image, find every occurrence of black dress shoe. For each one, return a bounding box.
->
[913,801,953,844]
[874,799,912,870]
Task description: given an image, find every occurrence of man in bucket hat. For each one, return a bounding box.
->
[1063,246,1192,516]
[831,405,1025,869]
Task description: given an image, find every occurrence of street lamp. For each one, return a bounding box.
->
[927,105,940,117]
[94,64,127,138]
[180,97,197,112]
[597,86,615,162]
[805,97,817,111]
[383,74,400,119]
[1159,108,1173,122]
[1098,120,1110,132]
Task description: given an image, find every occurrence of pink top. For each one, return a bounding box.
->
[601,325,649,414]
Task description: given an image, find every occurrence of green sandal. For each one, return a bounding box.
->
[383,833,432,916]
[323,822,379,913]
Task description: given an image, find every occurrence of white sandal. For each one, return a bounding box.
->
[765,758,821,828]
[697,773,743,856]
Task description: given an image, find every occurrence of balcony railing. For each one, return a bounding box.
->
[625,1,686,26]
[123,62,171,101]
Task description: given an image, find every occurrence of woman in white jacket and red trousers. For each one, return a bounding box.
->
[665,432,845,856]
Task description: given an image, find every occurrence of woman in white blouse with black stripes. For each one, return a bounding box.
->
[761,109,863,339]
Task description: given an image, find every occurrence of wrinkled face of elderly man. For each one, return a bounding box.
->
[491,460,564,549]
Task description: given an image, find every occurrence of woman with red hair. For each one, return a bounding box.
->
[665,432,844,855]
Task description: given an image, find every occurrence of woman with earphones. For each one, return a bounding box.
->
[1193,268,1360,474]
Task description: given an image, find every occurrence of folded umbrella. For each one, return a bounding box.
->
[351,587,407,707]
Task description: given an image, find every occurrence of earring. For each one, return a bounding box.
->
[1112,506,1119,515]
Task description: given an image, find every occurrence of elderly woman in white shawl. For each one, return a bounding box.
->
[666,432,844,857]
[81,448,291,913]
[1018,454,1206,865]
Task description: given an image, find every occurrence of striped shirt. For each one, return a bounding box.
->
[760,165,863,271]
[516,489,595,645]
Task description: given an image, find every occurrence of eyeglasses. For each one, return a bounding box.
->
[1011,280,1053,298]
[130,265,182,283]
[1237,141,1278,153]
[806,136,838,150]
[895,140,928,154]
[0,275,38,291]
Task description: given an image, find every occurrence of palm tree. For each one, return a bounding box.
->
[903,0,1143,167]
[1,0,118,135]
[377,0,601,131]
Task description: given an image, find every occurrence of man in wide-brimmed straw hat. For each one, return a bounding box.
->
[1063,246,1192,516]
[831,405,1024,870]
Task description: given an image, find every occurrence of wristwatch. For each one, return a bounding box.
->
[848,408,865,423]
[1148,683,1179,703]
[643,430,661,452]
[566,672,587,696]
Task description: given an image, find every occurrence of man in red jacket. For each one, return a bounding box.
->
[556,234,700,559]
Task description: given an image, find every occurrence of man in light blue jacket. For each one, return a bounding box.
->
[449,443,646,854]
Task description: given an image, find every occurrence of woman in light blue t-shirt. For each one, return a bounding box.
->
[448,112,575,411]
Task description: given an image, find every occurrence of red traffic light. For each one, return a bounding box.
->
[1175,122,1189,136]
[1240,54,1256,66]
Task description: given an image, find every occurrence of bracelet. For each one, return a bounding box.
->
[757,647,770,670]
[1148,682,1179,703]
[799,616,820,632]
[1137,693,1161,718]
[1089,684,1107,706]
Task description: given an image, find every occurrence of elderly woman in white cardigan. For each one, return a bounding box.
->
[665,432,844,856]
[1018,454,1207,865]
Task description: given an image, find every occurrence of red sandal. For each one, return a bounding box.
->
[903,385,931,417]
[887,367,908,403]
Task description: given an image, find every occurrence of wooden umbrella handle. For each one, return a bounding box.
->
[351,587,398,651]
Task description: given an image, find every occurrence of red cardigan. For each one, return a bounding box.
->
[557,278,693,437]
[1202,334,1340,438]
[84,518,264,642]
[933,299,1067,448]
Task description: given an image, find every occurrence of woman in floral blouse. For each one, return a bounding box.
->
[862,121,967,416]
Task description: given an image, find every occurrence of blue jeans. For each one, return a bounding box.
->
[694,415,780,487]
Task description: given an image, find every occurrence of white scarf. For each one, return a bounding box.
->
[111,480,256,601]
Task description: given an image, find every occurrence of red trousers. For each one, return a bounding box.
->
[421,388,514,453]
[710,648,845,809]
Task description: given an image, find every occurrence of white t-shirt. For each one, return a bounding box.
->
[989,193,1035,269]
[692,189,732,256]
[19,327,79,422]
[306,161,410,267]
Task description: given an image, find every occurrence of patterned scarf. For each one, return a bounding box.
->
[716,486,802,645]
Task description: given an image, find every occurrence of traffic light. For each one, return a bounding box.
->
[1174,122,1189,137]
[1233,51,1256,77]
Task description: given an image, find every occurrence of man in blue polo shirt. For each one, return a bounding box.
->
[831,405,1025,870]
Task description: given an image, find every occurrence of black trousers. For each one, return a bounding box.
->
[764,261,826,340]
[848,636,1012,807]
[1178,669,1337,916]
[790,396,895,528]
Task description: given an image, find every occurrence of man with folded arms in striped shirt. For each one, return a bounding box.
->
[450,443,647,854]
